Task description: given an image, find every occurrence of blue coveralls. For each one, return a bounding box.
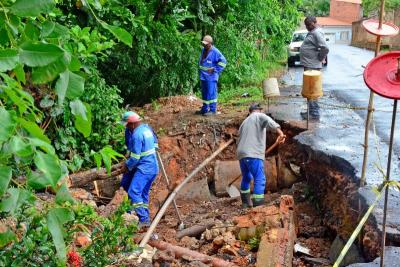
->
[239,158,265,201]
[198,46,227,113]
[121,124,159,223]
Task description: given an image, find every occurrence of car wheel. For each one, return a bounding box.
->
[288,57,295,67]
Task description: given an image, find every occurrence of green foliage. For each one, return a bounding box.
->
[52,69,125,168]
[93,145,124,175]
[88,0,302,105]
[301,0,330,17]
[0,200,138,266]
[0,1,131,264]
[248,236,261,251]
[362,0,400,16]
[79,199,138,266]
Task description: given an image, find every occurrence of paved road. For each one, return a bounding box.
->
[277,45,400,245]
[282,44,400,159]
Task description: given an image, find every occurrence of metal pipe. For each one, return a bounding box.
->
[379,99,397,267]
[156,151,183,224]
[139,139,234,248]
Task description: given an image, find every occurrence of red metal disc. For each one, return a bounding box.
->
[362,19,399,37]
[364,51,400,99]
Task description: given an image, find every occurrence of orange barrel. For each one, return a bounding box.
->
[302,70,323,99]
[263,78,280,98]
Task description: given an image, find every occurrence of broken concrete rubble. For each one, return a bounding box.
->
[177,176,211,202]
[255,195,296,267]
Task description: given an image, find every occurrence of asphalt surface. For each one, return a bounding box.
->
[272,45,400,256]
[282,44,400,168]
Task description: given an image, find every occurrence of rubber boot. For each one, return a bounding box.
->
[240,193,253,208]
[252,197,265,207]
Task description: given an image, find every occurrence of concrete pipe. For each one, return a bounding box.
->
[214,158,278,197]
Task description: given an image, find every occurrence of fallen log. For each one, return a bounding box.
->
[176,222,215,239]
[148,240,237,267]
[69,162,125,188]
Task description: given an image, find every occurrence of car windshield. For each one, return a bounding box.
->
[292,33,307,42]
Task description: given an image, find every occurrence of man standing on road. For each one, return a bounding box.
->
[196,35,227,116]
[237,104,286,208]
[300,16,329,120]
[120,111,159,227]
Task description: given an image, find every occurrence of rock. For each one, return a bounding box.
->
[222,231,236,246]
[329,235,365,266]
[177,176,211,202]
[181,236,200,250]
[153,249,175,263]
[70,188,93,201]
[213,236,225,247]
[277,155,298,189]
[74,232,92,248]
[221,245,239,257]
[289,162,301,176]
[202,229,213,241]
[122,212,139,225]
[211,228,220,238]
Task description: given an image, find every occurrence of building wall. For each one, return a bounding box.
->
[351,8,400,49]
[330,0,361,22]
[321,26,353,44]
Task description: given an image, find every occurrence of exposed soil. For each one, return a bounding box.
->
[95,95,375,266]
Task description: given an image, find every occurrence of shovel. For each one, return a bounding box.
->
[156,152,185,230]
[226,174,242,198]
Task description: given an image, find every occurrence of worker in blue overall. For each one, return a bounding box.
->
[236,104,286,208]
[196,35,227,116]
[120,111,159,226]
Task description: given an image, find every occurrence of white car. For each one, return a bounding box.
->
[287,30,328,67]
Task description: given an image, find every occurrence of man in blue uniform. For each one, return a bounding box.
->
[236,104,286,208]
[196,35,227,116]
[120,111,159,226]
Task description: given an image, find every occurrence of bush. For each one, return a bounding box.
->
[51,70,125,170]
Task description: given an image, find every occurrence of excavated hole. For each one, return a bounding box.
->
[141,119,370,267]
[92,114,374,266]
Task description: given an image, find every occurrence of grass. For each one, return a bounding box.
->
[219,59,286,106]
[218,86,264,105]
[194,58,286,107]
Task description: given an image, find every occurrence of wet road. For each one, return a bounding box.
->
[282,44,400,158]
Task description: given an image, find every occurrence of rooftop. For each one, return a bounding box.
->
[316,16,353,26]
[336,0,362,4]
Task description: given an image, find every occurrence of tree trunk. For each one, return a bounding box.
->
[153,0,167,21]
[69,162,125,188]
